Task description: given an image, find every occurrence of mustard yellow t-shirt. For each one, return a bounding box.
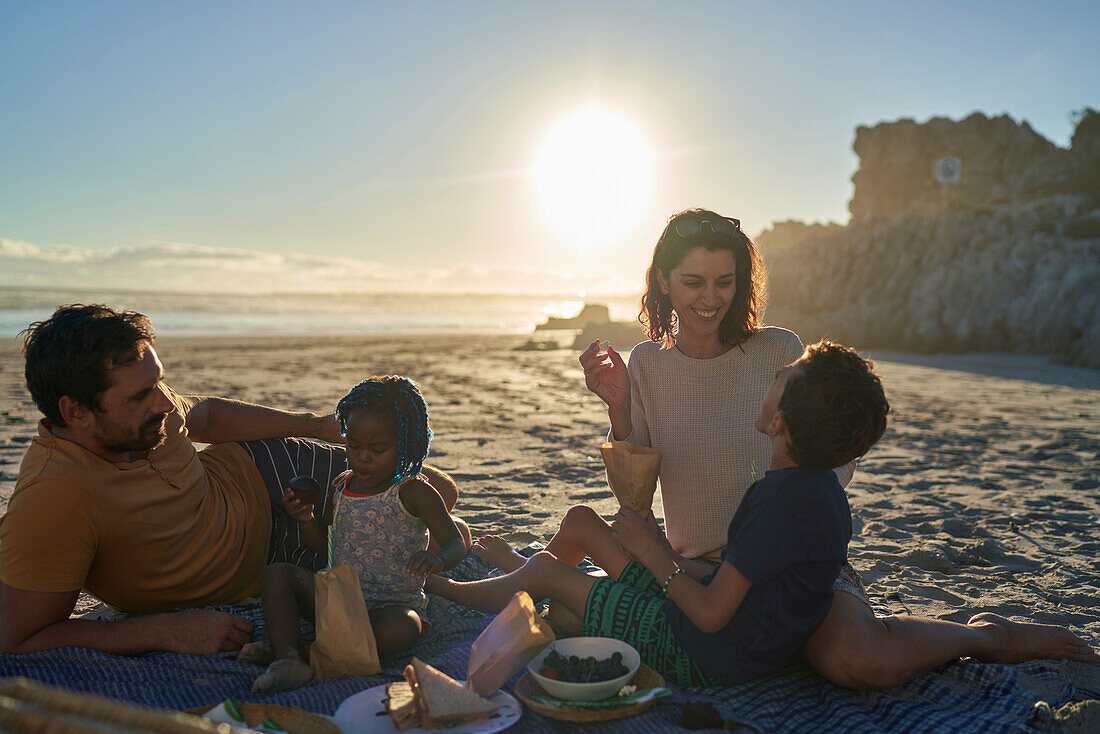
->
[0,391,272,612]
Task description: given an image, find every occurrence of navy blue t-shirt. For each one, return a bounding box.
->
[664,467,852,681]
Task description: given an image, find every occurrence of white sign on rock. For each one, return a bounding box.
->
[935,157,961,184]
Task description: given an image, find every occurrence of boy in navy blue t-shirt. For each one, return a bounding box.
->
[430,339,890,685]
[666,464,853,680]
[658,340,886,681]
[644,338,890,682]
[430,340,1100,686]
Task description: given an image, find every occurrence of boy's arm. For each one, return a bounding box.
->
[637,554,752,633]
[613,508,752,633]
[678,556,721,582]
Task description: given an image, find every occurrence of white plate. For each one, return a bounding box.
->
[334,681,522,734]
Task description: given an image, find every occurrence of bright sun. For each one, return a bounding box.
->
[533,107,653,249]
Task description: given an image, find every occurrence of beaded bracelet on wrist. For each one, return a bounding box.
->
[662,566,686,594]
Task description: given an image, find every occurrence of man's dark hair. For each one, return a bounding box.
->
[779,340,889,470]
[22,304,156,427]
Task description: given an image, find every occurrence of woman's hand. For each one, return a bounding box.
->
[611,508,668,566]
[644,511,675,558]
[579,340,630,409]
[406,550,444,580]
[281,488,315,523]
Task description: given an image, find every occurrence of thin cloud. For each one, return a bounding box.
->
[0,237,638,297]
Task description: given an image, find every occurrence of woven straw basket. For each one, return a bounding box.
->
[513,664,666,723]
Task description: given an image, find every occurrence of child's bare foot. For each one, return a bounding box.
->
[472,535,526,572]
[237,641,274,666]
[251,656,313,693]
[968,612,1100,665]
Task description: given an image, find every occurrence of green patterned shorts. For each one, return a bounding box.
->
[582,561,723,687]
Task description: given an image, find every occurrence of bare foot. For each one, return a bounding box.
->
[472,535,527,572]
[968,612,1100,665]
[237,641,274,666]
[251,656,313,693]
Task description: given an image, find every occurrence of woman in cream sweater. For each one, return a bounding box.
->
[572,208,1092,688]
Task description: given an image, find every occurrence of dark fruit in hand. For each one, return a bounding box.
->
[287,475,322,505]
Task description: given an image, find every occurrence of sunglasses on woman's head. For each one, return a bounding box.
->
[670,216,741,238]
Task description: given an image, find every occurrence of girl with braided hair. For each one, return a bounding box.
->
[246,375,469,693]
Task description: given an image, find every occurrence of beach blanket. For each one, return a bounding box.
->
[1,550,1096,734]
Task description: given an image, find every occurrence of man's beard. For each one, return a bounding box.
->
[95,414,168,454]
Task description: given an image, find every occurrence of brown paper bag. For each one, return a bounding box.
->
[465,591,555,696]
[600,441,662,514]
[309,563,381,679]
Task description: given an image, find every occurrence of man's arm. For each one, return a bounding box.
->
[0,581,252,656]
[177,395,343,445]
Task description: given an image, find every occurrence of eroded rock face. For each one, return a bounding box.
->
[849,112,1079,222]
[760,207,1100,367]
[757,111,1100,368]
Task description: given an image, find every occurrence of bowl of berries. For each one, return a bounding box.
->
[527,637,641,701]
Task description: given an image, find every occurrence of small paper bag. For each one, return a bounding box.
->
[309,563,381,679]
[600,441,662,514]
[465,591,555,696]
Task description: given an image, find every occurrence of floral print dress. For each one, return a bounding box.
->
[328,471,429,613]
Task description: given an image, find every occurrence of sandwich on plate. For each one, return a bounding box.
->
[396,657,499,729]
[384,680,420,732]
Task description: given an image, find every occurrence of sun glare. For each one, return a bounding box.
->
[533,107,653,249]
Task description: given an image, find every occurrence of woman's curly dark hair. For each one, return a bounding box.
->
[640,208,767,349]
[779,340,889,470]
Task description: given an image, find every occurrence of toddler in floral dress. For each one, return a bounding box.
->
[245,375,467,693]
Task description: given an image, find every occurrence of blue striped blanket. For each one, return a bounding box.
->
[1,552,1095,733]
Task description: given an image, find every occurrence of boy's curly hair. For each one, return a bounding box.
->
[779,340,889,470]
[336,375,432,482]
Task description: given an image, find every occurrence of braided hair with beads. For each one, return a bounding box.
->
[336,375,432,483]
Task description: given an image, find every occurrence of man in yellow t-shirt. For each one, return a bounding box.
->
[0,305,349,656]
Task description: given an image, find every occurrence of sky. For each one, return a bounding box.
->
[2,1,1098,296]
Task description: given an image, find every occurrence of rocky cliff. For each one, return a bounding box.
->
[759,109,1100,367]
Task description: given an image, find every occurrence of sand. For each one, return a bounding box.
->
[0,333,1097,647]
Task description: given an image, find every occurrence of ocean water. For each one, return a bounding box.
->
[0,288,641,338]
